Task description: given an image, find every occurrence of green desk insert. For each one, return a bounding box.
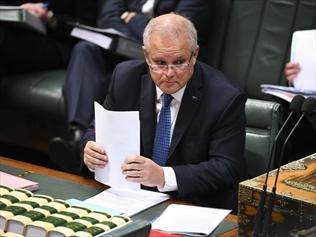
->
[0,164,102,200]
[1,164,238,236]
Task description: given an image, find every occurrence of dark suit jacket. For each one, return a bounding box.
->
[81,60,247,211]
[97,0,212,62]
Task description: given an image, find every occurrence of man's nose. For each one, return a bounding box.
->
[165,65,176,76]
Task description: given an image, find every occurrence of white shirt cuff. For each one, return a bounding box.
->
[158,167,178,192]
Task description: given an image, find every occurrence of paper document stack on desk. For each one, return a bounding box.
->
[85,188,169,216]
[261,29,316,102]
[87,102,169,216]
[152,204,231,236]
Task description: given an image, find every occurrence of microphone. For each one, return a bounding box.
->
[303,97,316,130]
[253,95,305,237]
[262,97,316,236]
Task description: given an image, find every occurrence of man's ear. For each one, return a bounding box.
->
[142,46,150,64]
[192,46,200,64]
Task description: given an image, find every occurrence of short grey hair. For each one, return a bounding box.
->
[143,13,198,53]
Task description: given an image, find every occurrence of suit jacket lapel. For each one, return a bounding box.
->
[139,74,156,157]
[168,67,203,159]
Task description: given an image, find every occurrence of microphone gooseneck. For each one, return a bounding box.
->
[263,96,316,236]
[253,95,305,237]
[303,97,316,130]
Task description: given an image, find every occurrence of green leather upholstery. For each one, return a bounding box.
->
[245,99,282,178]
[0,70,66,121]
[208,0,316,99]
[0,70,66,151]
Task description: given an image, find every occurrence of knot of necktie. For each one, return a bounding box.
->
[162,93,173,107]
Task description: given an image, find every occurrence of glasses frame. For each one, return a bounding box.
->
[148,52,194,73]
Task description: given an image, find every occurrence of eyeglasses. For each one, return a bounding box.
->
[148,52,194,73]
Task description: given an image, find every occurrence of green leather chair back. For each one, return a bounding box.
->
[207,0,316,99]
[245,98,282,178]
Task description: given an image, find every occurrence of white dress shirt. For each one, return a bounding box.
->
[142,0,155,18]
[155,86,186,192]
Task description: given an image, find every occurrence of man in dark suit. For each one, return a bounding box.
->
[81,14,247,213]
[49,0,212,173]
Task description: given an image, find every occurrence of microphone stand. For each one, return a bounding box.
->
[262,97,316,236]
[253,95,305,237]
[262,115,304,236]
[253,116,288,237]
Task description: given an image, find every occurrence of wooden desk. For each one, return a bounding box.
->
[0,156,238,236]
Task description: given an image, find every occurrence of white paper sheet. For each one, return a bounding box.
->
[94,102,140,190]
[291,29,316,91]
[71,27,112,49]
[85,187,170,216]
[152,204,231,236]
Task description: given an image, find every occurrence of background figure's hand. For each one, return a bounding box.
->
[21,3,53,21]
[284,62,300,84]
[121,155,165,187]
[121,11,137,24]
[83,141,108,170]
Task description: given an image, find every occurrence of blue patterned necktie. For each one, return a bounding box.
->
[152,93,173,166]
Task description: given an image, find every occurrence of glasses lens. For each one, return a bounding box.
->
[150,64,189,73]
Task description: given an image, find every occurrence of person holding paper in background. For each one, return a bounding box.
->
[81,13,247,214]
[284,17,316,84]
[283,16,316,162]
[0,0,98,74]
[48,0,212,174]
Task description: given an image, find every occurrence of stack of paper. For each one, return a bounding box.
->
[152,204,231,236]
[260,84,316,102]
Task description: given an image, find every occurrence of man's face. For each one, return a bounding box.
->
[144,34,198,94]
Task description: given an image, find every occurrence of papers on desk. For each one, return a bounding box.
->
[152,204,231,236]
[261,29,316,102]
[85,187,170,216]
[0,171,39,191]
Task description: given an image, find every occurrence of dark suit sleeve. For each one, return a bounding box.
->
[49,0,97,36]
[173,91,247,200]
[97,0,211,43]
[127,0,211,42]
[97,0,133,37]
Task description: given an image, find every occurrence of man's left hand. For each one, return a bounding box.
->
[121,155,165,187]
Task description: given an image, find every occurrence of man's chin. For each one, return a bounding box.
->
[159,84,179,94]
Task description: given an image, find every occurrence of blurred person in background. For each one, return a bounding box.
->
[0,0,98,74]
[282,16,316,163]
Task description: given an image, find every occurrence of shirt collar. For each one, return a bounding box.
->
[156,86,186,104]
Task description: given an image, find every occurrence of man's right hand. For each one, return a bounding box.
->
[83,141,108,170]
[285,62,300,84]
